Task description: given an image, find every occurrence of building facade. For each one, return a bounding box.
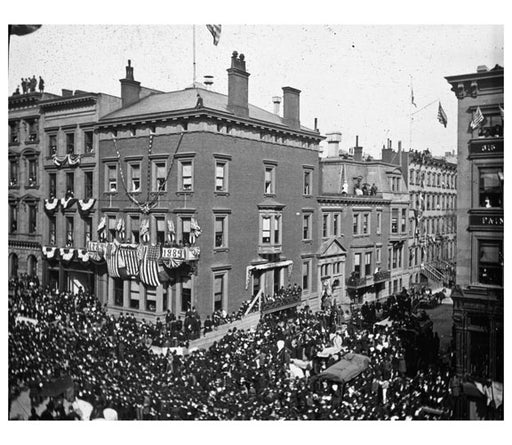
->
[445,64,503,384]
[8,90,58,279]
[92,53,324,319]
[38,90,122,298]
[319,143,410,304]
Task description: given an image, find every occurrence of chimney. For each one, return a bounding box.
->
[398,140,402,151]
[227,51,250,117]
[61,89,73,97]
[314,118,318,132]
[272,96,282,115]
[282,86,301,129]
[477,65,488,73]
[326,132,342,157]
[120,60,141,108]
[353,135,362,161]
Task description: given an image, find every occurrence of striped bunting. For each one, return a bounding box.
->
[139,245,161,287]
[118,245,140,277]
[106,243,120,278]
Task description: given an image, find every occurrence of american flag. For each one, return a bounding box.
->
[139,245,161,287]
[437,102,448,128]
[119,246,140,277]
[206,25,222,46]
[106,243,120,278]
[470,106,484,130]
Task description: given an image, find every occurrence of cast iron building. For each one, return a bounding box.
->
[445,65,503,383]
[94,53,324,319]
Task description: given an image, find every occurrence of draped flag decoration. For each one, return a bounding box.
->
[52,154,68,168]
[78,199,95,212]
[161,246,185,269]
[167,219,176,244]
[116,217,126,241]
[44,198,59,212]
[437,102,448,128]
[470,106,485,130]
[76,249,90,263]
[67,154,81,166]
[499,104,504,121]
[190,218,202,245]
[42,246,58,259]
[87,241,106,263]
[140,218,150,243]
[106,243,121,278]
[59,248,75,262]
[60,196,76,210]
[206,25,222,46]
[139,245,161,287]
[118,245,140,278]
[97,216,107,241]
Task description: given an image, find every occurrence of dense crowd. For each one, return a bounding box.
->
[9,281,455,420]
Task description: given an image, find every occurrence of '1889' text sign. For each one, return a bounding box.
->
[469,139,503,156]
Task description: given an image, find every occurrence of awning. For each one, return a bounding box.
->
[245,260,293,289]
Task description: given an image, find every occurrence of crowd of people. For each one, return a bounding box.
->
[9,279,456,420]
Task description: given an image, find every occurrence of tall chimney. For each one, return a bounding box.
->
[120,60,141,108]
[353,135,362,161]
[272,96,281,115]
[227,51,250,117]
[282,86,301,129]
[326,132,342,157]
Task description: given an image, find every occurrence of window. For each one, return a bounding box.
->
[388,247,392,270]
[66,132,75,154]
[377,212,382,234]
[213,274,226,312]
[84,131,94,153]
[391,208,398,233]
[49,134,57,156]
[410,170,415,184]
[333,213,339,237]
[398,245,403,268]
[114,278,124,307]
[215,161,227,192]
[130,216,140,243]
[48,216,56,245]
[27,159,38,187]
[129,163,141,192]
[390,176,400,192]
[365,252,372,276]
[261,216,271,243]
[264,165,275,195]
[180,217,191,245]
[479,167,503,208]
[274,216,280,244]
[392,247,398,269]
[401,209,407,233]
[153,161,167,192]
[66,172,74,195]
[214,215,227,248]
[362,213,370,234]
[129,279,140,310]
[10,121,19,144]
[108,216,117,242]
[83,217,92,245]
[303,170,312,195]
[156,217,166,245]
[9,204,18,234]
[181,278,192,312]
[49,173,56,197]
[376,247,382,264]
[9,159,19,187]
[303,214,312,240]
[65,216,74,246]
[302,261,310,291]
[179,160,193,191]
[353,213,359,235]
[27,119,38,142]
[146,286,157,312]
[106,165,118,192]
[322,213,329,238]
[478,240,503,286]
[84,171,93,199]
[354,253,361,275]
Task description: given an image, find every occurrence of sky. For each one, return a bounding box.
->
[8,24,503,158]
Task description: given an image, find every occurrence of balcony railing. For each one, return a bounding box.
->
[261,292,301,313]
[373,270,391,283]
[258,243,282,255]
[346,274,371,288]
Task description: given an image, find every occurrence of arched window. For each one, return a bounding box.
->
[27,255,38,277]
[9,253,18,278]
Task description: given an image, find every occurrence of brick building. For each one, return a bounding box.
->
[38,90,122,296]
[8,90,59,279]
[319,138,410,304]
[92,53,324,319]
[445,64,503,385]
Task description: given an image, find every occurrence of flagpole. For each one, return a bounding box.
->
[192,25,196,84]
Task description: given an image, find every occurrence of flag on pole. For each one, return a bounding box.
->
[411,85,417,107]
[206,25,222,45]
[437,102,448,128]
[470,106,485,130]
[9,25,41,36]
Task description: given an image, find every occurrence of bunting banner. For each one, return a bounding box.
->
[105,243,121,278]
[52,155,68,168]
[139,245,161,287]
[42,246,58,259]
[87,241,106,263]
[60,196,76,210]
[78,199,95,212]
[67,154,81,166]
[185,247,201,261]
[118,245,140,278]
[44,198,59,212]
[161,246,185,269]
[76,249,90,263]
[59,248,75,262]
